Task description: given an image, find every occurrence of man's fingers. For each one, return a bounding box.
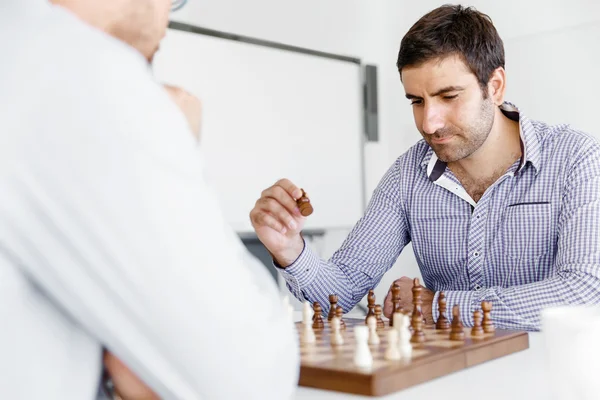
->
[261,183,302,218]
[274,178,303,200]
[250,209,287,234]
[256,197,298,231]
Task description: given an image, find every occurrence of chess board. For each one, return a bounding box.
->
[296,317,529,397]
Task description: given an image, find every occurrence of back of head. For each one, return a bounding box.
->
[397,4,505,94]
[50,0,171,62]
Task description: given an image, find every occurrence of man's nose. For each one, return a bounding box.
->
[422,104,445,135]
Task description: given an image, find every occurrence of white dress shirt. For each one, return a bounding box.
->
[0,2,299,399]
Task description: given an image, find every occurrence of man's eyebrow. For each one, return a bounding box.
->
[405,86,466,100]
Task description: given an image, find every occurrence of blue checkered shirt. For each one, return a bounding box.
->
[277,102,600,331]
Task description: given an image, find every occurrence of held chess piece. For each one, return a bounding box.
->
[335,306,346,329]
[374,305,385,329]
[482,301,496,334]
[365,289,376,323]
[367,316,380,345]
[330,317,344,346]
[435,292,451,330]
[328,294,338,321]
[390,284,402,327]
[296,189,313,216]
[384,329,401,361]
[301,302,316,344]
[353,325,373,369]
[410,305,426,343]
[312,302,324,330]
[398,314,413,358]
[471,309,485,338]
[449,305,466,341]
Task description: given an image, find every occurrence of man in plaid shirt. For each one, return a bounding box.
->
[250,5,600,331]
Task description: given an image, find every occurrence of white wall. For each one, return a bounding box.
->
[170,0,600,308]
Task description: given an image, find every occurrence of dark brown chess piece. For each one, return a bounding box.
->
[411,278,423,326]
[449,305,465,341]
[435,291,451,330]
[296,189,313,216]
[390,284,401,327]
[328,294,338,321]
[374,304,385,329]
[312,302,324,329]
[335,305,346,329]
[410,305,426,343]
[471,309,484,338]
[365,289,376,324]
[481,301,495,334]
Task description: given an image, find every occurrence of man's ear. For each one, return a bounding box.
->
[487,67,506,106]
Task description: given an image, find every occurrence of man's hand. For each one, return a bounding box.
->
[163,84,202,141]
[249,179,307,267]
[103,351,159,400]
[383,276,435,324]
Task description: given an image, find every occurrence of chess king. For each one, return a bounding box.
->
[250,4,600,331]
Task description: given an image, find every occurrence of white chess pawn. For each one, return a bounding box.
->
[330,316,344,345]
[384,329,401,361]
[367,315,380,345]
[353,325,373,369]
[398,314,412,358]
[301,301,315,344]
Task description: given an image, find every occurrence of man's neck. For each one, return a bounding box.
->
[448,108,522,185]
[445,108,522,203]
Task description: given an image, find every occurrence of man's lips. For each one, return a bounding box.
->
[431,135,454,144]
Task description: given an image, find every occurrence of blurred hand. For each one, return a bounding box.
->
[249,179,307,266]
[383,276,435,324]
[163,84,202,141]
[103,351,159,400]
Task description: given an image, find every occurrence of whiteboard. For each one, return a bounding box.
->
[152,28,365,233]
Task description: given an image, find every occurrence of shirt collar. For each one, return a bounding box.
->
[420,101,543,181]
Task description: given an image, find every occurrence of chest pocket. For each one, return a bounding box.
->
[501,202,552,261]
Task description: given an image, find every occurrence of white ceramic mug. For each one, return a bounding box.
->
[541,305,600,400]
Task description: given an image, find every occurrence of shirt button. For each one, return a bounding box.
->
[474,251,480,257]
[474,284,482,291]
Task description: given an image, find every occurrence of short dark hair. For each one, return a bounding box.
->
[396,4,505,95]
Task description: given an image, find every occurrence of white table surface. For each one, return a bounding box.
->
[292,312,552,400]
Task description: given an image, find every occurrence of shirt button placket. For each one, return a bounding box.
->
[468,201,487,290]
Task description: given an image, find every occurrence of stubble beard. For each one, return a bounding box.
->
[430,97,495,163]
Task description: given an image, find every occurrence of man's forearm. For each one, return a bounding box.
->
[433,266,600,331]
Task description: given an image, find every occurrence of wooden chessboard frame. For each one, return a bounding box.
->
[297,318,530,397]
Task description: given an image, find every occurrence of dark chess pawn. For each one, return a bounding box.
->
[471,309,484,338]
[312,302,324,330]
[328,294,338,321]
[482,301,495,334]
[410,305,426,343]
[449,305,466,341]
[436,292,451,330]
[335,305,346,329]
[374,304,385,329]
[365,289,376,324]
[296,189,313,216]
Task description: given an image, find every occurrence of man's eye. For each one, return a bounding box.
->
[410,99,423,105]
[443,94,458,100]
